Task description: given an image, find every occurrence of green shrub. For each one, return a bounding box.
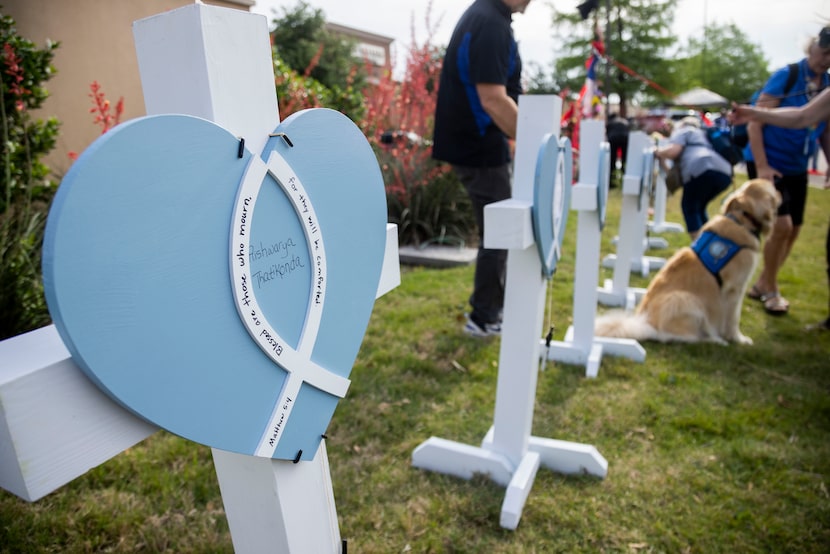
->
[0,12,59,339]
[384,155,476,247]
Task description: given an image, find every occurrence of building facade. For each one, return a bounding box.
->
[4,1,394,177]
[4,0,253,177]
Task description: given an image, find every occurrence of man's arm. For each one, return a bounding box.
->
[732,89,830,128]
[747,92,782,182]
[476,83,518,139]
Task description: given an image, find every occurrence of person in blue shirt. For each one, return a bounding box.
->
[432,0,531,337]
[732,56,830,331]
[742,27,830,315]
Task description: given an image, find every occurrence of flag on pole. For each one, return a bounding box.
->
[576,0,600,20]
[577,26,605,119]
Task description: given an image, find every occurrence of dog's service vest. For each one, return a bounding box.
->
[691,231,743,287]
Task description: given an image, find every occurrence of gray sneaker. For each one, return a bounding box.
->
[464,315,501,337]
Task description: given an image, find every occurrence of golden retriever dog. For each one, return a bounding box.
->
[595,179,781,345]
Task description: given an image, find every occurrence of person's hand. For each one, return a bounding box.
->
[755,163,781,184]
[728,102,754,126]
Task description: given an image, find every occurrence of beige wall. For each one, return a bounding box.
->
[4,0,253,178]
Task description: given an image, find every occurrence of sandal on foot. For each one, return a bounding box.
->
[763,292,789,315]
[747,284,767,301]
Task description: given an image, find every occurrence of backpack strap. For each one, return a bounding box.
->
[782,61,830,98]
[783,62,799,96]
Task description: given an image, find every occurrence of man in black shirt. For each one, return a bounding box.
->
[432,0,531,337]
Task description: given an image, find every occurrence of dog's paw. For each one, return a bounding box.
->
[732,333,753,345]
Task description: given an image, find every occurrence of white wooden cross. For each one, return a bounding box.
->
[597,131,663,309]
[411,95,607,531]
[545,119,645,378]
[649,135,684,234]
[0,5,400,552]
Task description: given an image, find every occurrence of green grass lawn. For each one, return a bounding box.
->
[2,175,828,553]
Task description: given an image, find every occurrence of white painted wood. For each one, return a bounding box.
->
[500,451,541,530]
[480,424,607,479]
[649,141,684,234]
[598,132,657,307]
[411,437,515,486]
[601,254,666,278]
[490,95,557,466]
[0,326,157,502]
[570,181,597,211]
[412,96,606,531]
[133,3,278,156]
[527,436,608,476]
[483,199,534,250]
[569,121,603,356]
[212,442,341,553]
[378,224,402,297]
[542,120,644,376]
[647,235,670,250]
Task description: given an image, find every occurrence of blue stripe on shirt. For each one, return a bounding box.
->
[458,32,493,136]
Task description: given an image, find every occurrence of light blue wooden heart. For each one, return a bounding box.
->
[43,109,387,460]
[531,134,572,279]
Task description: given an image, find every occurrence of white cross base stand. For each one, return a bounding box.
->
[650,172,685,233]
[411,96,606,531]
[543,120,645,378]
[0,6,401,553]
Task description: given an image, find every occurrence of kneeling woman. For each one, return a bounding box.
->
[656,116,733,240]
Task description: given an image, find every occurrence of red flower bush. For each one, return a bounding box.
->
[88,80,123,134]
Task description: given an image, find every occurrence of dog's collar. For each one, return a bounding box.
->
[726,211,761,239]
[691,231,744,288]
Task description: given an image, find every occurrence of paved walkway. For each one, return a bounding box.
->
[808,171,828,189]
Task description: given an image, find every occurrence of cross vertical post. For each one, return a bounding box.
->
[649,135,684,234]
[598,131,660,308]
[488,95,554,465]
[133,5,331,552]
[412,96,606,531]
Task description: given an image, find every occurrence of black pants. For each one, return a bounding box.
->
[452,164,511,326]
[608,134,628,174]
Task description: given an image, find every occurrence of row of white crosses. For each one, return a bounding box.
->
[412,96,608,531]
[411,108,695,529]
[544,121,645,377]
[410,100,684,528]
[0,6,685,545]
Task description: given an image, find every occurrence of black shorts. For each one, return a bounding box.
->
[745,162,808,226]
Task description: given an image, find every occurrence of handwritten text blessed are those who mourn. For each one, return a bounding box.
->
[229,161,333,457]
